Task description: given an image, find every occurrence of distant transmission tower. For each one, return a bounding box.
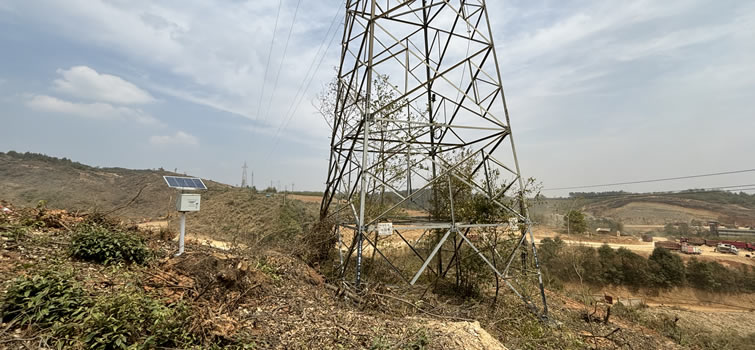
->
[319,0,547,317]
[241,162,249,188]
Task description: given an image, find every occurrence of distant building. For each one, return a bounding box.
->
[708,221,719,235]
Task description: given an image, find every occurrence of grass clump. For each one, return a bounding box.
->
[70,224,150,265]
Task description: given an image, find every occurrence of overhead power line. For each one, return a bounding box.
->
[262,0,303,123]
[543,168,755,191]
[256,0,284,122]
[278,0,343,126]
[264,0,344,159]
[276,21,340,137]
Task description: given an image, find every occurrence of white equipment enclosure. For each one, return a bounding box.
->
[176,194,201,212]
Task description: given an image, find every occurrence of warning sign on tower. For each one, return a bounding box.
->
[377,222,393,236]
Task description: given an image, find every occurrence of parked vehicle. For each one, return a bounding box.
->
[720,240,754,251]
[681,237,755,251]
[715,243,739,255]
[679,237,705,246]
[680,244,701,255]
[655,241,681,250]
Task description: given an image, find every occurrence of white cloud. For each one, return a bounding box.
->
[26,95,160,125]
[2,0,340,139]
[53,66,155,104]
[149,131,198,146]
[5,0,755,191]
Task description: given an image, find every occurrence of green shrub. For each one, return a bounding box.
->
[649,247,686,288]
[70,224,150,265]
[0,269,86,328]
[79,289,196,350]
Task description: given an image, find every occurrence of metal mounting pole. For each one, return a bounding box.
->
[176,212,186,256]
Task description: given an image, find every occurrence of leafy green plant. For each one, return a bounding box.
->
[404,328,430,350]
[370,336,390,350]
[0,269,86,328]
[2,271,201,349]
[70,224,150,265]
[79,289,196,350]
[0,224,27,242]
[255,257,281,281]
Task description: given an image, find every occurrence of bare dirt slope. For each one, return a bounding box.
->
[166,190,319,245]
[0,152,230,220]
[603,202,721,224]
[583,196,755,226]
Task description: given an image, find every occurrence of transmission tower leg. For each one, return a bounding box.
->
[356,0,378,290]
[528,225,549,317]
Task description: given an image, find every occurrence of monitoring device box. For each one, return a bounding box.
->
[176,194,201,212]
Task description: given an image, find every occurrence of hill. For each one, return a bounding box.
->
[536,191,755,227]
[0,151,230,220]
[584,195,755,226]
[2,155,753,348]
[0,151,324,252]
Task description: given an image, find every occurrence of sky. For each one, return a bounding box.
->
[1,0,754,196]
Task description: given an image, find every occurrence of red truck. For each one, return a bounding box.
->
[655,241,681,250]
[679,237,705,246]
[678,238,754,251]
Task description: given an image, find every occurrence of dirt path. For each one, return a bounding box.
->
[624,224,665,229]
[137,220,246,251]
[289,194,321,203]
[137,220,168,230]
[532,229,755,267]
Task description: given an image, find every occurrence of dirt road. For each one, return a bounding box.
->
[532,229,755,267]
[138,220,245,251]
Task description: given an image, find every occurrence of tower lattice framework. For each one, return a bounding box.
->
[241,162,249,188]
[320,0,548,316]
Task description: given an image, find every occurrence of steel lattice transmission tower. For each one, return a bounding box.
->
[319,0,548,316]
[241,162,249,188]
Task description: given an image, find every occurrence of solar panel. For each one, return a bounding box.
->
[163,176,207,190]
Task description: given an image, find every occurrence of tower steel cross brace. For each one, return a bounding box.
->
[319,0,548,317]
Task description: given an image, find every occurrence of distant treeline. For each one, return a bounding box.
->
[1,151,177,175]
[671,189,755,209]
[2,151,91,170]
[539,237,755,293]
[568,189,755,209]
[568,191,629,198]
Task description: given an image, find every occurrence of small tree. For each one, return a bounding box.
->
[598,244,623,285]
[564,210,587,234]
[649,247,686,288]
